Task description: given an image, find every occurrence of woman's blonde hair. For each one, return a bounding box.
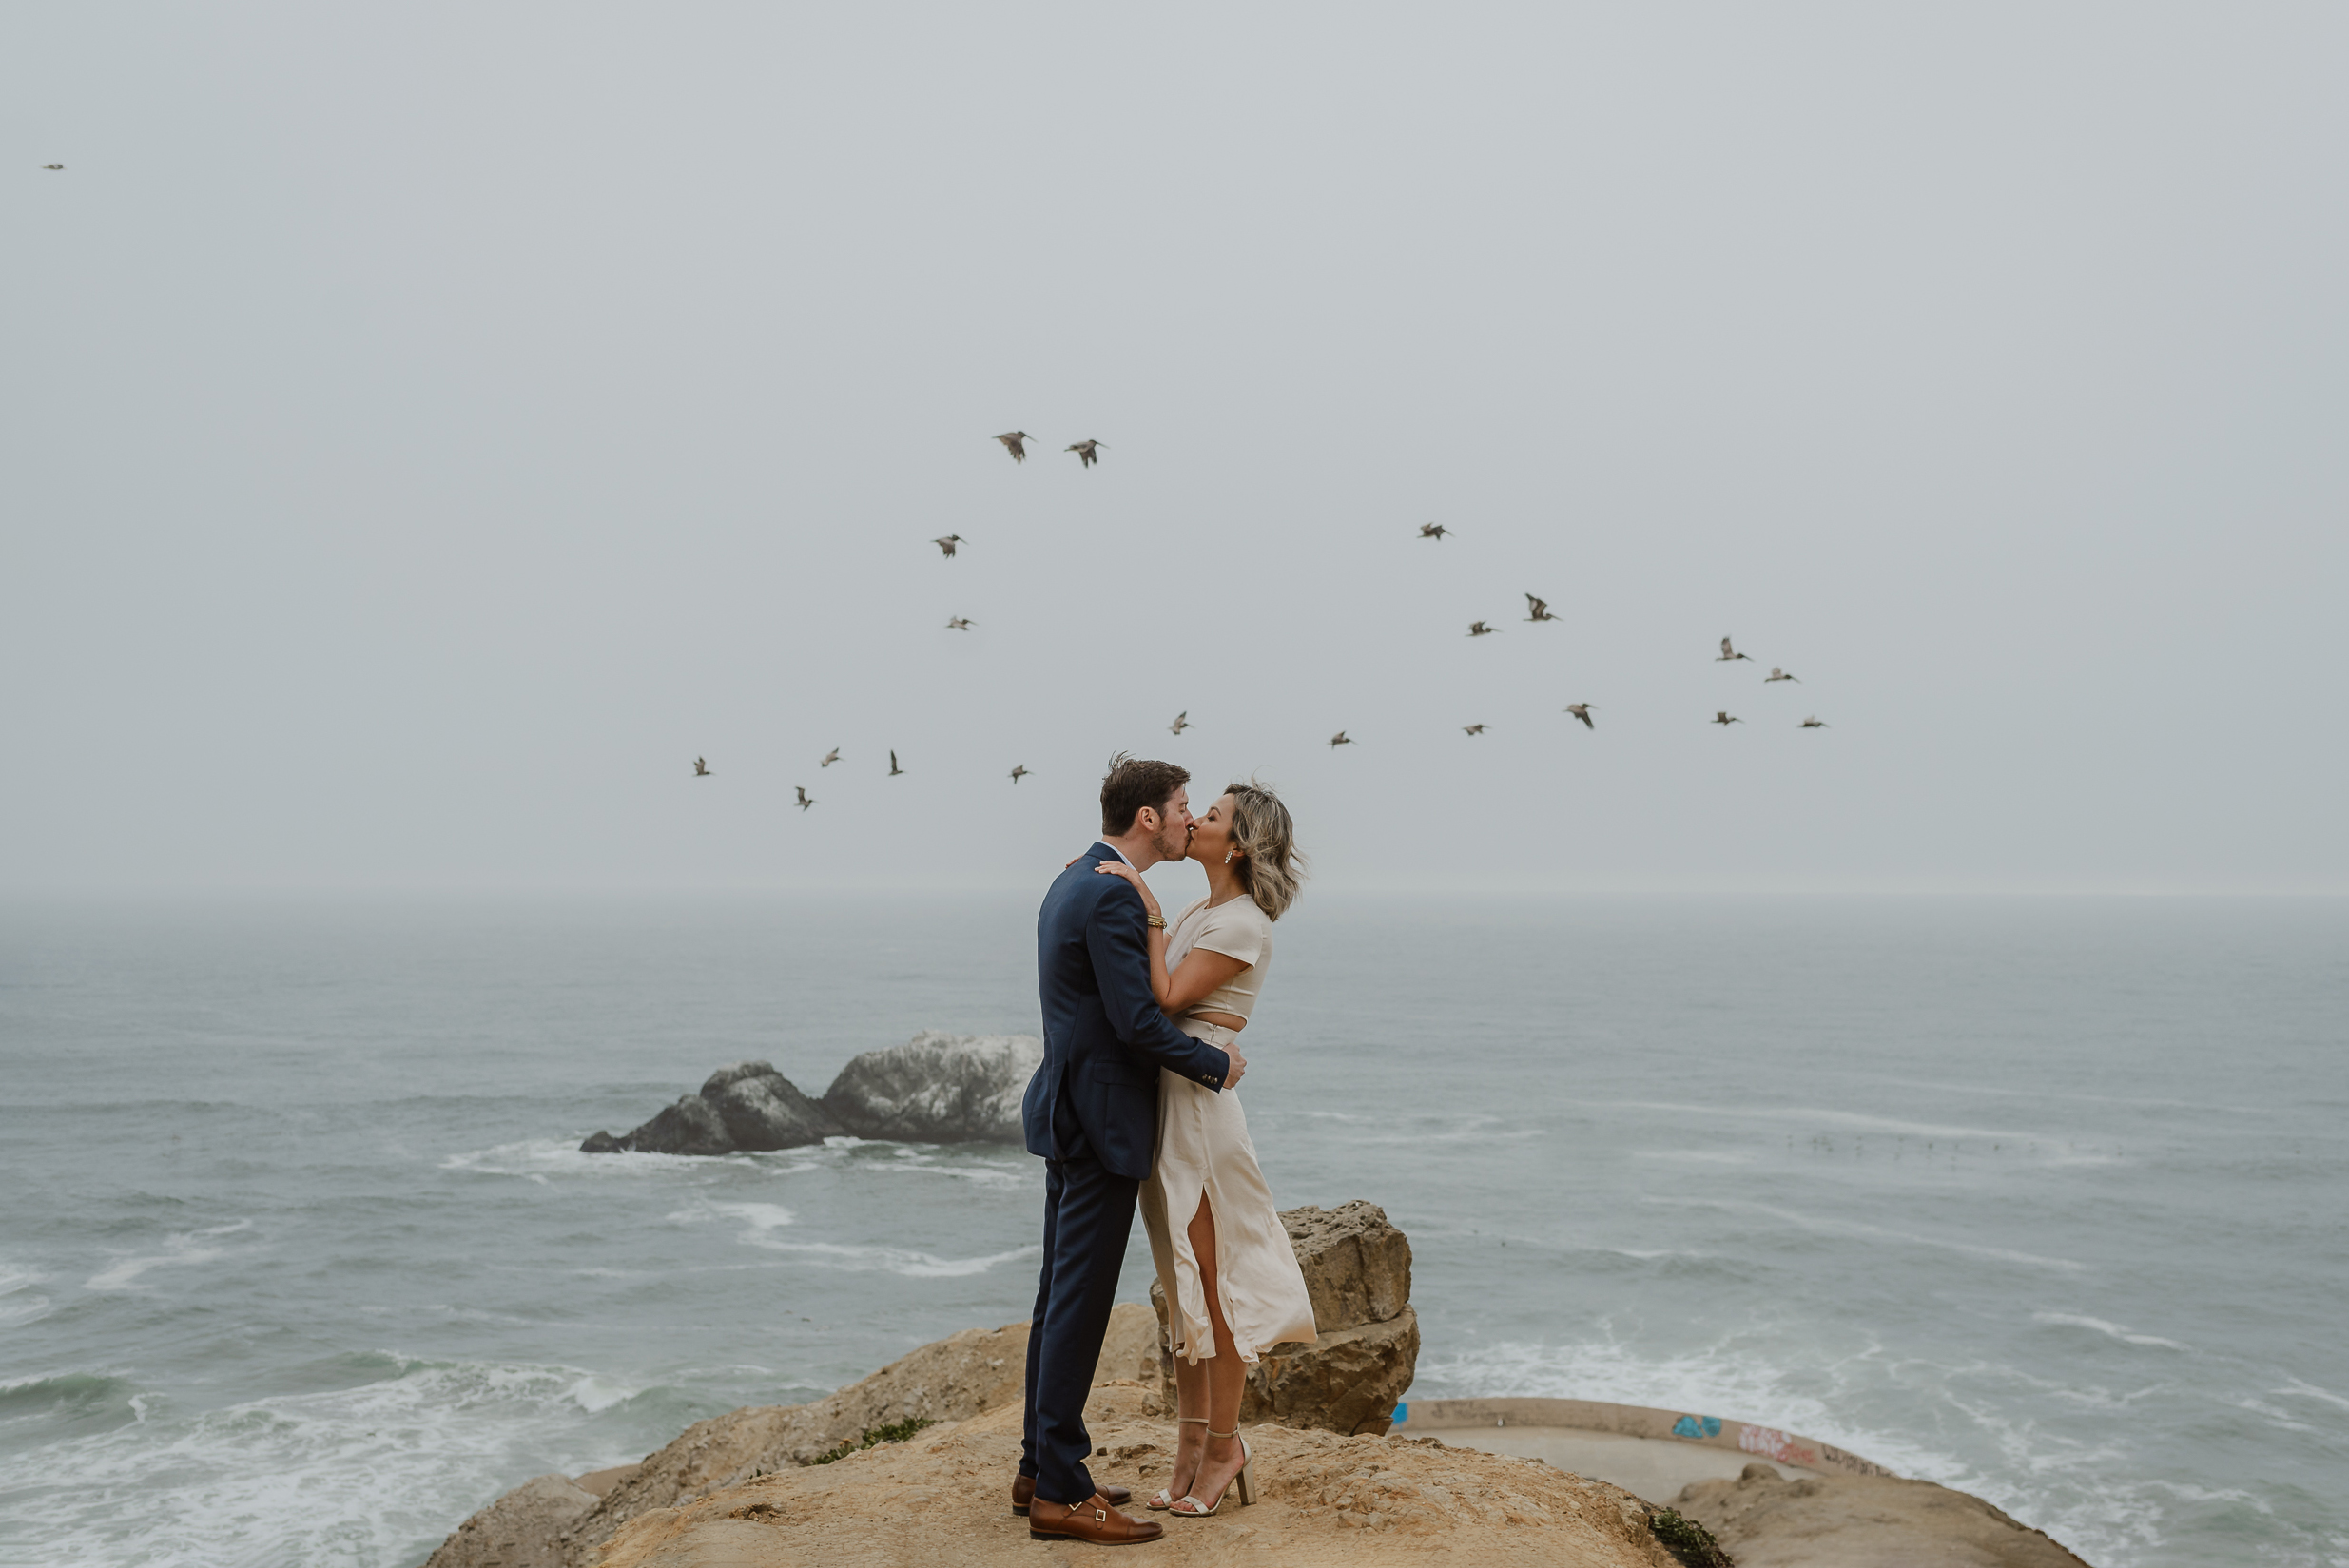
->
[1226,780,1306,921]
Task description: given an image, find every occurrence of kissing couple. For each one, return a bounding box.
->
[1014,755,1318,1545]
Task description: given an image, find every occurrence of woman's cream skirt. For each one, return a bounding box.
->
[1137,1018,1319,1365]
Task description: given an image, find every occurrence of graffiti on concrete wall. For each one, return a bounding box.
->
[1815,1442,1897,1479]
[1669,1415,1722,1440]
[1737,1425,1819,1467]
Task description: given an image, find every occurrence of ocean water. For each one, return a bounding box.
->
[0,894,2342,1568]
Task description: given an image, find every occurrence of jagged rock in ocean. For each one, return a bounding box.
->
[579,1061,841,1155]
[703,1063,843,1151]
[1151,1200,1420,1437]
[819,1031,1042,1143]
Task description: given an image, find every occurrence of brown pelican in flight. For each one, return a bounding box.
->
[1463,724,1487,736]
[1066,439,1103,467]
[946,617,973,630]
[1467,621,1497,637]
[1765,667,1799,683]
[692,757,710,776]
[1799,716,1829,728]
[934,534,964,557]
[1169,711,1190,735]
[1524,595,1557,622]
[1717,637,1754,663]
[888,750,905,774]
[995,432,1032,463]
[1564,704,1595,729]
[1009,765,1031,784]
[1713,711,1742,726]
[1329,730,1353,748]
[1418,523,1451,540]
[794,785,816,810]
[821,748,840,768]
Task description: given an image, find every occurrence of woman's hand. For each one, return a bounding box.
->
[1095,860,1162,919]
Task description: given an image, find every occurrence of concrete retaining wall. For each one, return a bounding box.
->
[1392,1396,1897,1479]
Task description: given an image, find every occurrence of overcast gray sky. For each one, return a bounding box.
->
[5,3,2343,895]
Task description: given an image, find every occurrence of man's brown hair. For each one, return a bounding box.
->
[1099,753,1191,836]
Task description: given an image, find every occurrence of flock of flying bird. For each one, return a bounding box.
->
[696,431,1831,807]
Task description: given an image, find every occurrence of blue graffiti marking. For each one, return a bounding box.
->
[1671,1415,1723,1440]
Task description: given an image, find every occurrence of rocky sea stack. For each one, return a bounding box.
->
[579,1031,1042,1154]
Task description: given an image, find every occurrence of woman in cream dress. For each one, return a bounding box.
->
[1094,782,1316,1520]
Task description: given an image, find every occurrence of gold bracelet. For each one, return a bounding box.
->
[1146,915,1166,928]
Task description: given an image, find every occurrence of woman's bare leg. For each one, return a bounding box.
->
[1165,1354,1208,1500]
[1177,1192,1251,1509]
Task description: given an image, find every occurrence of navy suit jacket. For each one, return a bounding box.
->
[1024,843,1233,1180]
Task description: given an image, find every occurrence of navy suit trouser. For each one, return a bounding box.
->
[1019,1150,1140,1505]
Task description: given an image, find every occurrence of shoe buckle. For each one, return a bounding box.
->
[1094,1507,1108,1521]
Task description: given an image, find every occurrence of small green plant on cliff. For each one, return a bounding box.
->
[809,1417,937,1465]
[1649,1507,1735,1568]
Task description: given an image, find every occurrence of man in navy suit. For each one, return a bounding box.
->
[1015,756,1245,1545]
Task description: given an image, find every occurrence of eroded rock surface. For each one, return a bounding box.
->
[1672,1462,2095,1568]
[1152,1200,1419,1436]
[1286,1200,1414,1328]
[420,1473,595,1568]
[540,1305,1158,1565]
[820,1031,1042,1142]
[595,1383,1679,1568]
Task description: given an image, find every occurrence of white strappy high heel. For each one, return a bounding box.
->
[1168,1427,1252,1517]
[1148,1417,1211,1509]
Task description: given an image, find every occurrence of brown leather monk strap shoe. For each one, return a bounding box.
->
[1012,1474,1130,1516]
[1027,1492,1164,1545]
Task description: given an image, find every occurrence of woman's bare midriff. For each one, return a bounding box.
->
[1190,1011,1248,1033]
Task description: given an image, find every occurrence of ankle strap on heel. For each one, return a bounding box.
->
[1176,1417,1210,1426]
[1207,1426,1238,1439]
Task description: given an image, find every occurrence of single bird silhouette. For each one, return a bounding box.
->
[994,432,1032,463]
[1066,439,1103,467]
[1009,765,1030,784]
[1765,667,1799,683]
[1463,724,1487,736]
[889,750,905,774]
[794,785,816,810]
[1564,704,1595,729]
[1169,711,1190,735]
[1717,637,1754,663]
[692,757,710,776]
[1524,595,1557,622]
[1418,523,1451,540]
[1799,716,1829,728]
[1467,620,1497,637]
[946,616,973,630]
[934,534,964,557]
[1713,711,1742,726]
[821,748,840,768]
[1329,730,1353,748]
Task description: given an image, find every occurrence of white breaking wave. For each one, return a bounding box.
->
[85,1221,255,1292]
[2031,1312,2190,1351]
[0,1260,53,1329]
[703,1201,797,1232]
[0,1357,634,1568]
[1596,1099,2038,1144]
[1644,1195,2088,1272]
[735,1237,1041,1277]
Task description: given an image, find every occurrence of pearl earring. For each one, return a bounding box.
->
[1223,851,1233,864]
